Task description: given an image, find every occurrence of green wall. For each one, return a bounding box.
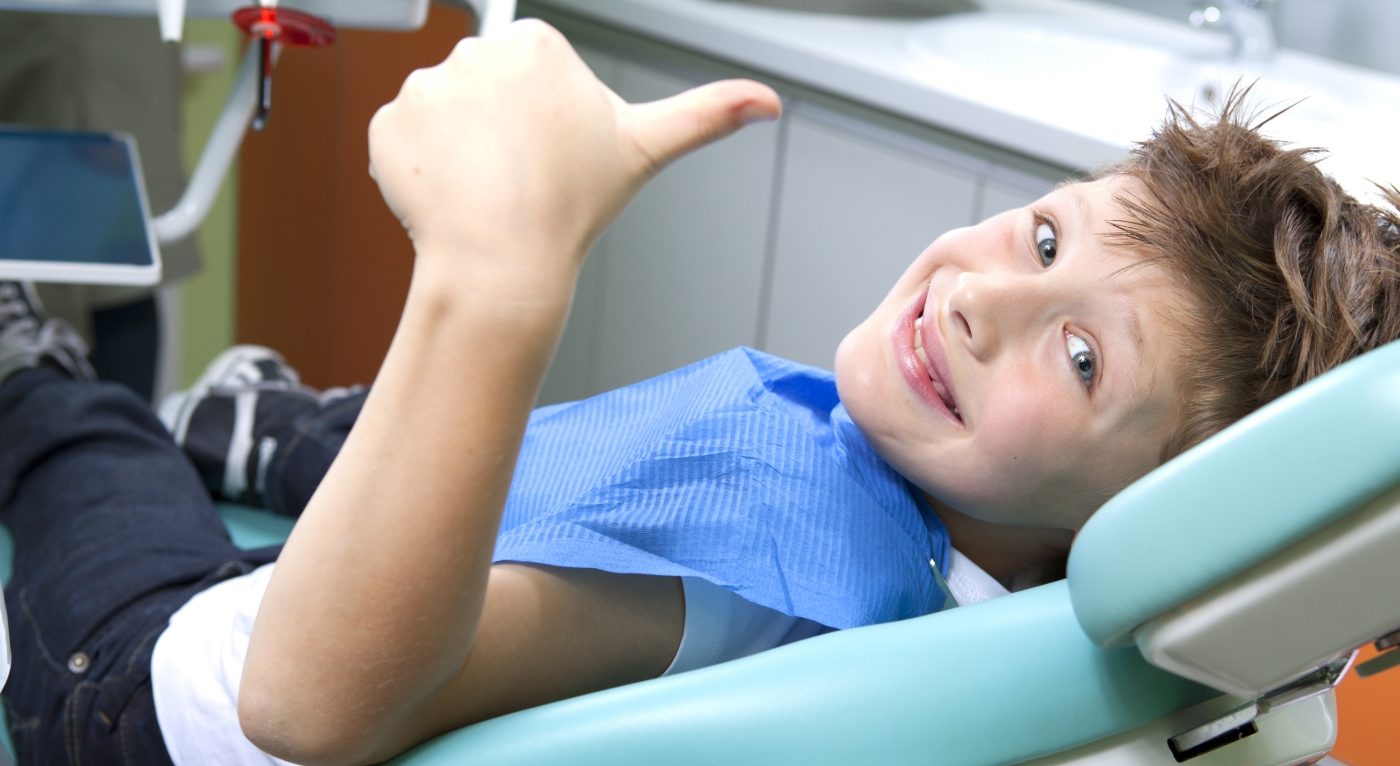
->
[177,22,242,385]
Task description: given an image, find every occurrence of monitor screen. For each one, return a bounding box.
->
[0,127,161,284]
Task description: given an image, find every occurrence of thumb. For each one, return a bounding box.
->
[623,79,781,176]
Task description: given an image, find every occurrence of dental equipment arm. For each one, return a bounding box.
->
[157,0,184,40]
[151,40,264,244]
[158,0,510,244]
[1,0,511,245]
[465,0,514,37]
[0,1,429,29]
[0,0,442,246]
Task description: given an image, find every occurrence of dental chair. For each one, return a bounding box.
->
[5,341,1400,764]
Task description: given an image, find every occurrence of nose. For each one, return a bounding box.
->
[945,270,1048,360]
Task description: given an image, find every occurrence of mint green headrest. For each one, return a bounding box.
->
[1068,339,1400,647]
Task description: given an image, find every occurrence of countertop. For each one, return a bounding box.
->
[528,0,1400,200]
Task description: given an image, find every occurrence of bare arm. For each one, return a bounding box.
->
[237,20,779,766]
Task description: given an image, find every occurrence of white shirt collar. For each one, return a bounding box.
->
[946,548,1010,606]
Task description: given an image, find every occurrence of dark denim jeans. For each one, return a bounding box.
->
[0,367,360,765]
[259,385,363,519]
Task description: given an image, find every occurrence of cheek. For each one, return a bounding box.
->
[978,386,1165,522]
[971,383,1087,501]
[980,384,1067,461]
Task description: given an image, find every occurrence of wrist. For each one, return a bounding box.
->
[407,244,579,334]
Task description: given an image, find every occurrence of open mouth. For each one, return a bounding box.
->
[912,309,963,423]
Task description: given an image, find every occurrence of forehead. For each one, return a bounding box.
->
[1048,175,1132,234]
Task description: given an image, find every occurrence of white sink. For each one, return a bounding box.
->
[908,12,1222,87]
[909,12,1377,138]
[903,10,1400,196]
[708,0,974,18]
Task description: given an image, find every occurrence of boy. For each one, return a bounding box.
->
[2,20,1398,766]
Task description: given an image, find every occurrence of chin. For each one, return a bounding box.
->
[835,344,906,477]
[833,323,875,409]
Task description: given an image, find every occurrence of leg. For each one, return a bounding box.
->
[0,368,244,617]
[159,346,367,517]
[0,367,273,764]
[0,284,272,764]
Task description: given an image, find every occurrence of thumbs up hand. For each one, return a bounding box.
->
[368,20,780,302]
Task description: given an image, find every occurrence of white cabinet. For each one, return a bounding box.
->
[539,45,782,403]
[762,105,981,368]
[978,163,1061,220]
[593,61,781,393]
[538,45,622,405]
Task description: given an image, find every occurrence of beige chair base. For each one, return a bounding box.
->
[1026,691,1336,766]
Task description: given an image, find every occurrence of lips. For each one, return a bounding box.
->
[896,288,964,427]
[913,319,960,419]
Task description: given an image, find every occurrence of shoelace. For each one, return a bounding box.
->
[35,320,89,358]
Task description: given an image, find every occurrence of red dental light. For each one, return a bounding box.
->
[231,5,337,130]
[231,5,337,47]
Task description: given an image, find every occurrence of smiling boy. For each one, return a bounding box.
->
[841,174,1193,588]
[3,20,1400,766]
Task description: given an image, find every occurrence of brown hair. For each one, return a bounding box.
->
[1100,88,1400,459]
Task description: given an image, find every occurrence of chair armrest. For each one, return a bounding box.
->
[391,581,1213,766]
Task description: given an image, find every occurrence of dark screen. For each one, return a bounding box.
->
[0,128,156,267]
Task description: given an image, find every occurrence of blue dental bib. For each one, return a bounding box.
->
[494,348,952,629]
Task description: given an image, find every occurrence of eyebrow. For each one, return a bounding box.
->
[1121,299,1147,376]
[1114,286,1154,405]
[1063,182,1092,231]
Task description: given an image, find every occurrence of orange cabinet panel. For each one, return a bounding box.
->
[237,3,473,388]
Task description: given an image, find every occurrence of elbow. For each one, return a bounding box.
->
[239,677,384,766]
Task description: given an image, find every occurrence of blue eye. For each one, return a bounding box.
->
[1067,333,1095,388]
[1035,222,1057,267]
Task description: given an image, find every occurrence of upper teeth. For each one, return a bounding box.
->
[914,318,959,416]
[914,322,931,373]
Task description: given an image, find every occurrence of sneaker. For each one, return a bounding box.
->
[158,345,321,505]
[0,281,96,383]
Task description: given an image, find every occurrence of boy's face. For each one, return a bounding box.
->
[837,176,1191,531]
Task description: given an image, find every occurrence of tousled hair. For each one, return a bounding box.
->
[1099,87,1400,460]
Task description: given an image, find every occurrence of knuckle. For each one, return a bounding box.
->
[367,103,392,138]
[514,18,564,48]
[449,36,479,61]
[398,67,431,98]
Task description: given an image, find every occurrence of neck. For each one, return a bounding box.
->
[926,494,1074,591]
